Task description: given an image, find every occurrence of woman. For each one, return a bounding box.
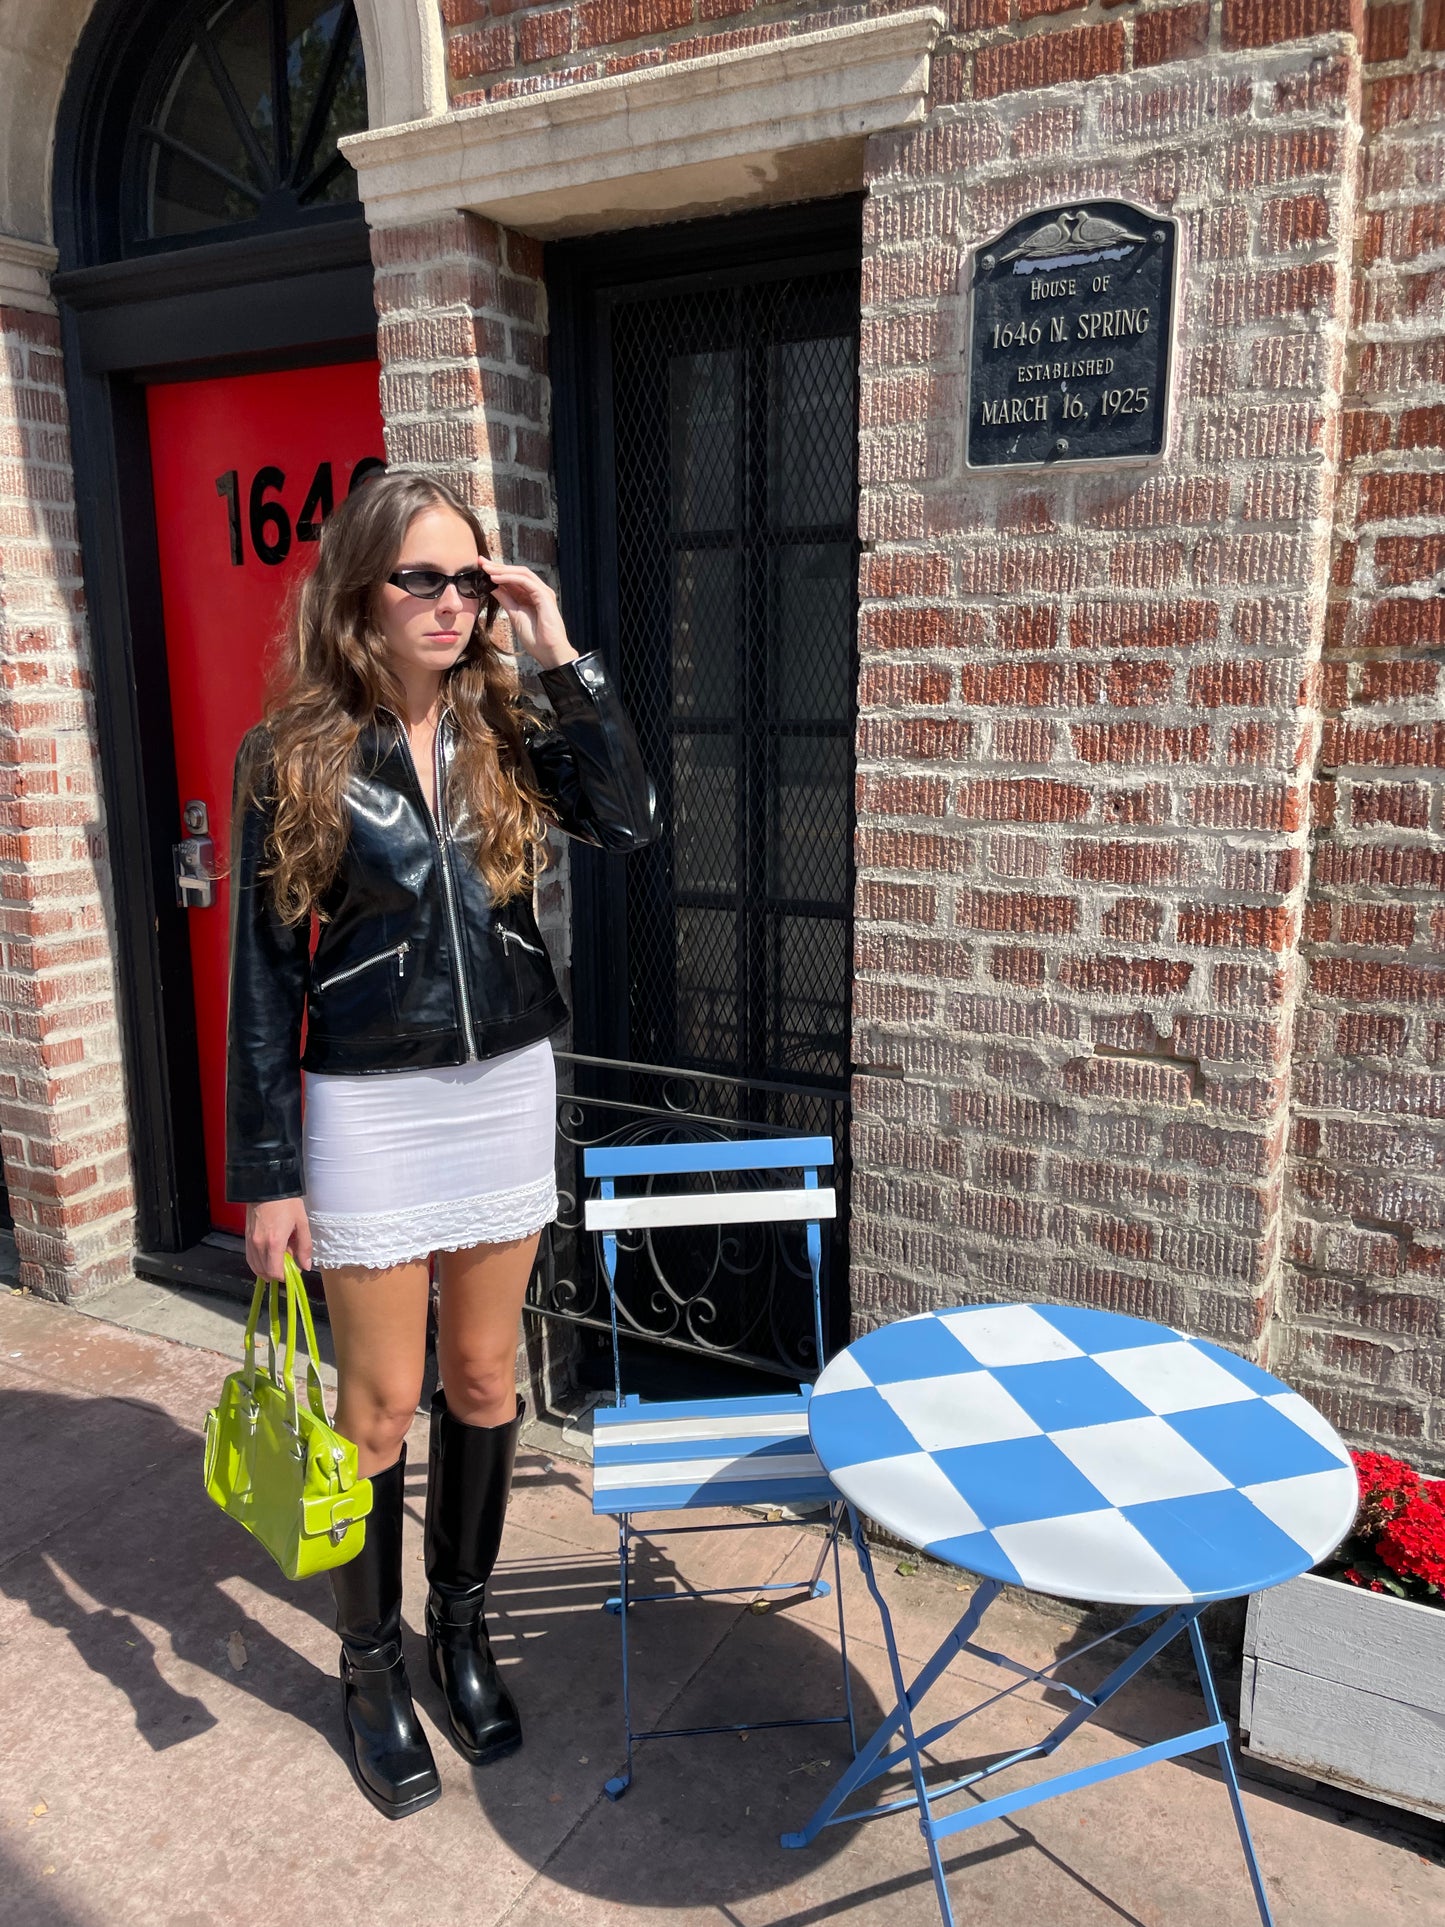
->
[225,470,655,1818]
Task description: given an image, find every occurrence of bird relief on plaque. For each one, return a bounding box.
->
[963,201,1178,470]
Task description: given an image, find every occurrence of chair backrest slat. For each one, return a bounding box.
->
[585,1186,836,1235]
[583,1135,832,1180]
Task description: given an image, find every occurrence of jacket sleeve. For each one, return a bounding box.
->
[526,651,658,852]
[224,726,310,1204]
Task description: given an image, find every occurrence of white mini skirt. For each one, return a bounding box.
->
[302,1038,558,1270]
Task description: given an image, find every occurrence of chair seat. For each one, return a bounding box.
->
[592,1390,838,1517]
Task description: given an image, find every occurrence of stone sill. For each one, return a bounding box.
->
[342,9,944,237]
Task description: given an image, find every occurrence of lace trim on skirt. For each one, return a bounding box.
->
[309,1171,558,1270]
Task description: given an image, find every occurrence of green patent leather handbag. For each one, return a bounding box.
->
[203,1253,371,1580]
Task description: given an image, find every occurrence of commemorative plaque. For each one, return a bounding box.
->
[965,200,1177,470]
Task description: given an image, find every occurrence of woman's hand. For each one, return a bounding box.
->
[246,1198,313,1280]
[478,559,579,673]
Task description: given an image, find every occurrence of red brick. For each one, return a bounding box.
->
[1375,535,1445,587]
[1361,598,1445,651]
[1359,473,1445,523]
[990,946,1046,987]
[859,828,972,875]
[1365,2,1412,60]
[1322,720,1445,767]
[1222,0,1362,48]
[1072,722,1211,765]
[956,889,1078,937]
[1349,783,1429,828]
[858,718,973,761]
[575,0,691,48]
[958,663,1099,707]
[1060,955,1193,996]
[861,607,978,653]
[992,719,1057,762]
[452,21,514,75]
[857,774,950,818]
[1136,2,1211,66]
[1063,840,1183,885]
[1357,661,1439,703]
[1394,406,1445,450]
[1313,843,1445,890]
[1101,897,1165,941]
[1331,1012,1407,1059]
[1336,902,1418,947]
[1222,129,1343,192]
[856,880,937,925]
[1179,904,1293,951]
[974,22,1125,99]
[1427,0,1445,48]
[858,552,951,600]
[1311,958,1445,1001]
[1069,600,1216,650]
[955,779,1091,823]
[996,606,1059,652]
[1105,660,1174,705]
[518,10,572,60]
[1260,192,1334,252]
[859,664,952,707]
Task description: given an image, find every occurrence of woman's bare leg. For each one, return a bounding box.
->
[322,1259,432,1475]
[434,1233,540,1423]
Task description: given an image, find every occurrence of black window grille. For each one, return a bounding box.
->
[540,209,862,1379]
[611,272,860,1097]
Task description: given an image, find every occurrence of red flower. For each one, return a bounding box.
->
[1348,1450,1445,1598]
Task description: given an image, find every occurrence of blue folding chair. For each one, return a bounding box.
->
[583,1135,858,1799]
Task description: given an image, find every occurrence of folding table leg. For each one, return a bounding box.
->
[1189,1616,1276,1927]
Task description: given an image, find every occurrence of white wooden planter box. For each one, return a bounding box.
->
[1241,1572,1445,1821]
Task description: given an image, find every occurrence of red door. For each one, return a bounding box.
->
[146,362,385,1233]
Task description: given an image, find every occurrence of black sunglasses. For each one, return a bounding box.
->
[387,567,492,602]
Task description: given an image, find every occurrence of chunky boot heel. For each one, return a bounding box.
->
[330,1452,441,1817]
[424,1390,524,1764]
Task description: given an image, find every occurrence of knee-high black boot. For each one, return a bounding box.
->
[329,1452,441,1817]
[424,1389,524,1765]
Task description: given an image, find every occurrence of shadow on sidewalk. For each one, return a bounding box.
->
[0,1387,339,1753]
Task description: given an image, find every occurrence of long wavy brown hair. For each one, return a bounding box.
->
[252,470,549,923]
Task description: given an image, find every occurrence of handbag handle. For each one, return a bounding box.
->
[281,1252,330,1426]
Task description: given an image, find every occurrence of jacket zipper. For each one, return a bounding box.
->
[314,941,409,994]
[431,723,478,1060]
[498,927,544,957]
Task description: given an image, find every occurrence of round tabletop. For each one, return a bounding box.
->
[808,1303,1359,1606]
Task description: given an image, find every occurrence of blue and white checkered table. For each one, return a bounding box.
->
[782,1303,1359,1927]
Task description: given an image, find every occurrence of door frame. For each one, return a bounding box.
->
[54,220,378,1281]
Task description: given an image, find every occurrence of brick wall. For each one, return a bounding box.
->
[1281,1,1445,1469]
[436,0,1365,107]
[849,39,1359,1377]
[369,210,574,978]
[0,304,135,1300]
[414,0,1445,1461]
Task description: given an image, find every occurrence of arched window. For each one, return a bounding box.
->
[135,1,366,243]
[57,0,368,264]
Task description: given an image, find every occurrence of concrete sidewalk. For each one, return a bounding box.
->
[0,1288,1438,1927]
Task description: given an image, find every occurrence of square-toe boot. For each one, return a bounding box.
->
[424,1389,524,1764]
[329,1451,442,1817]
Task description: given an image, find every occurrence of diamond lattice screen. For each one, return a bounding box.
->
[609,270,860,1097]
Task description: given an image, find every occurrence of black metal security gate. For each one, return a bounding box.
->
[541,202,862,1380]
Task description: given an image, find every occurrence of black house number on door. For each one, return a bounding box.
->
[214,456,386,566]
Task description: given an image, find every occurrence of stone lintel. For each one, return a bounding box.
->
[342,10,945,238]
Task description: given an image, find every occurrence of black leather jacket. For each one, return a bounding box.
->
[225,653,655,1204]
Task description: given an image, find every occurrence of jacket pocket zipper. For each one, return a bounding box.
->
[497,928,545,958]
[314,941,410,994]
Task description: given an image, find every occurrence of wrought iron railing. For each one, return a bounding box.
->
[525,1050,849,1380]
